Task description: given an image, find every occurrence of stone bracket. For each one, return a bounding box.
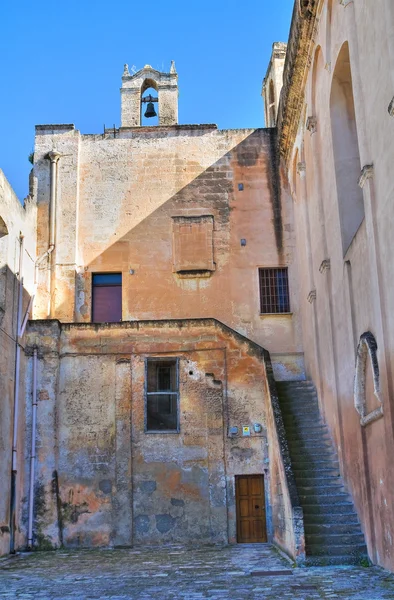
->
[307,290,316,303]
[358,164,374,189]
[319,259,331,274]
[388,96,394,117]
[306,116,317,135]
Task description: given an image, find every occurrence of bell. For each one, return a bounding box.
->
[144,102,157,118]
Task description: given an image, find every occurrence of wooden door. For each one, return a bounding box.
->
[235,475,267,543]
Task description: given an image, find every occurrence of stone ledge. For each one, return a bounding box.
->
[35,124,75,132]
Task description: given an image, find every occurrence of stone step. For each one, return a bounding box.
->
[282,424,328,432]
[297,483,346,494]
[287,440,334,451]
[304,523,363,535]
[282,418,325,427]
[305,532,366,546]
[304,513,360,525]
[276,381,313,387]
[278,393,319,401]
[278,396,318,403]
[285,429,331,439]
[292,459,339,477]
[282,413,324,421]
[302,502,355,515]
[299,493,351,505]
[290,451,338,461]
[304,554,369,566]
[295,475,342,486]
[306,543,367,557]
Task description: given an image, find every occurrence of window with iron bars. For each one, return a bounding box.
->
[145,358,179,432]
[259,268,290,314]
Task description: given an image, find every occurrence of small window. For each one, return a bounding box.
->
[92,273,122,322]
[259,268,290,314]
[146,358,179,432]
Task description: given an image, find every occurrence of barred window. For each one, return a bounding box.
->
[146,358,179,432]
[259,268,290,314]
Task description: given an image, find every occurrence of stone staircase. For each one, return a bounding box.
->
[276,380,369,566]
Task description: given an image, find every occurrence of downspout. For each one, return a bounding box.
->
[10,150,60,552]
[34,151,61,314]
[10,234,24,553]
[24,150,60,550]
[27,348,38,549]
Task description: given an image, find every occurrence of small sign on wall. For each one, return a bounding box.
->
[242,426,251,437]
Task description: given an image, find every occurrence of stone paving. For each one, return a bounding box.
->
[0,544,394,599]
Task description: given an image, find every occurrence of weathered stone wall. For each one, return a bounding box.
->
[33,124,303,379]
[0,170,36,555]
[23,319,277,549]
[280,0,394,571]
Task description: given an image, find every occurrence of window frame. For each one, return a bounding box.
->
[91,272,122,323]
[258,267,291,315]
[144,357,180,434]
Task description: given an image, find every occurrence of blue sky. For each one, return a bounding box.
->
[0,0,294,200]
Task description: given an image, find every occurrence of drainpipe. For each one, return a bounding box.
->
[34,151,61,314]
[10,234,24,553]
[27,348,38,549]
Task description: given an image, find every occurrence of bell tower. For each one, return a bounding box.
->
[120,62,178,127]
[262,43,287,127]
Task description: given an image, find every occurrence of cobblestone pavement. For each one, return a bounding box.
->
[1,544,394,599]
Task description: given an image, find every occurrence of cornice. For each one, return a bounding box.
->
[277,0,319,166]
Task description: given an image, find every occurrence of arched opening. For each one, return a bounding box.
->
[311,46,324,118]
[141,78,159,126]
[0,216,8,238]
[330,42,364,254]
[326,0,333,69]
[268,80,276,127]
[292,149,298,197]
[0,216,9,319]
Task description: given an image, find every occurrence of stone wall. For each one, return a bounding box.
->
[279,0,394,571]
[23,319,282,549]
[33,124,303,379]
[0,169,36,555]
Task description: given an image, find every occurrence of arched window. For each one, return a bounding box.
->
[141,78,159,126]
[311,46,324,118]
[0,216,9,320]
[330,42,364,254]
[326,0,333,69]
[268,80,276,127]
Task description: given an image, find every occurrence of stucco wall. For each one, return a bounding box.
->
[285,0,394,571]
[33,124,303,378]
[23,319,278,549]
[0,170,36,555]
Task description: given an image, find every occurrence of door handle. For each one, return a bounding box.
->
[255,505,259,509]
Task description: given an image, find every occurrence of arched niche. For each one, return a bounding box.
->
[354,332,384,426]
[268,80,276,127]
[325,0,333,70]
[0,215,9,322]
[141,78,159,126]
[0,216,8,237]
[330,41,364,255]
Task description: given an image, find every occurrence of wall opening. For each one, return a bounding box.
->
[268,80,276,127]
[0,216,9,319]
[141,79,159,126]
[91,273,122,323]
[330,42,364,254]
[145,358,179,432]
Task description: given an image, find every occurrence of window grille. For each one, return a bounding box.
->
[92,273,122,323]
[259,268,290,314]
[146,358,179,432]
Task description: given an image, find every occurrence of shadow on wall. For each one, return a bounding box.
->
[0,265,32,556]
[55,129,284,325]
